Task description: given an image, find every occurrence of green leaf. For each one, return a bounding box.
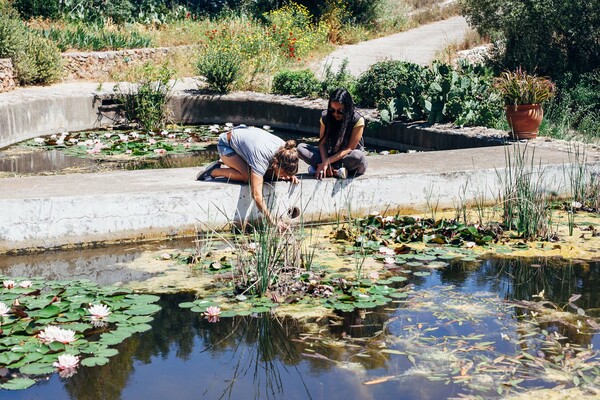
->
[35,305,62,318]
[81,356,109,367]
[1,378,36,390]
[19,363,55,375]
[0,351,24,366]
[123,304,161,316]
[178,302,196,309]
[124,294,160,304]
[95,348,119,358]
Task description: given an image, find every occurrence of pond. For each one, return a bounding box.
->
[1,241,599,399]
[0,125,393,177]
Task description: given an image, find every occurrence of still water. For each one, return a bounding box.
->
[0,249,599,400]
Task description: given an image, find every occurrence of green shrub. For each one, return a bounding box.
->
[462,0,600,79]
[22,33,63,84]
[354,59,425,107]
[41,25,152,52]
[13,0,60,19]
[320,58,356,98]
[0,15,27,58]
[114,62,175,131]
[272,69,320,97]
[197,47,241,93]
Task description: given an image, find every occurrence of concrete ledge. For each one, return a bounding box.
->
[0,79,509,150]
[1,146,598,254]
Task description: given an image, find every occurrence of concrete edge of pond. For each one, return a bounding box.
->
[0,78,509,151]
[2,145,600,254]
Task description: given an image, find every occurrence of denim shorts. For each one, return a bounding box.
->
[217,131,236,157]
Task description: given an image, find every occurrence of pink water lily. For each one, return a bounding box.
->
[204,306,221,323]
[38,326,77,344]
[3,280,15,289]
[88,304,111,321]
[384,257,395,265]
[0,301,11,317]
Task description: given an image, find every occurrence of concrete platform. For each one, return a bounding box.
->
[2,143,599,254]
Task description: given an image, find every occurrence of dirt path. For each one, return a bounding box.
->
[314,16,470,77]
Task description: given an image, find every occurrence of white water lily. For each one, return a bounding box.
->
[571,201,582,209]
[225,122,233,128]
[34,137,45,143]
[465,241,476,248]
[383,257,395,265]
[38,326,77,344]
[19,280,32,288]
[88,304,111,321]
[2,280,15,289]
[53,354,80,370]
[0,301,11,317]
[368,271,380,280]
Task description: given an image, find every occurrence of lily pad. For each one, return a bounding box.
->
[1,378,36,390]
[81,356,109,367]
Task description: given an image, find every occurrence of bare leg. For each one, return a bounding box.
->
[211,154,251,183]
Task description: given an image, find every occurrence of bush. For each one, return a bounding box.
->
[462,0,600,79]
[196,47,241,93]
[13,0,60,19]
[320,58,356,98]
[272,69,320,97]
[355,59,426,108]
[114,62,175,131]
[21,33,63,84]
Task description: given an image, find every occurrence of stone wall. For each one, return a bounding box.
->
[0,58,16,93]
[0,46,198,92]
[61,45,197,81]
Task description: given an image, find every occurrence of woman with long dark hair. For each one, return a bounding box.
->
[297,88,367,179]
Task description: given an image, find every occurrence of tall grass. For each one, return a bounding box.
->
[496,144,551,240]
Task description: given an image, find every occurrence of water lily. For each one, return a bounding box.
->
[19,280,32,288]
[38,326,77,344]
[54,354,79,378]
[160,130,169,136]
[383,257,395,265]
[379,246,395,256]
[204,306,221,323]
[0,301,11,317]
[53,354,79,370]
[571,201,582,209]
[34,137,45,143]
[368,271,380,280]
[154,149,167,154]
[88,304,111,321]
[148,138,157,144]
[225,122,233,128]
[262,125,271,130]
[465,241,476,248]
[3,280,15,289]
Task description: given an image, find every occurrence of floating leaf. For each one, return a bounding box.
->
[19,363,55,375]
[123,304,161,316]
[81,356,109,367]
[1,378,36,390]
[413,271,431,277]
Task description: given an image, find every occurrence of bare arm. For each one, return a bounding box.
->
[316,123,333,177]
[250,172,276,225]
[325,124,364,164]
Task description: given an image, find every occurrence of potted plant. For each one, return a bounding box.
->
[495,68,555,139]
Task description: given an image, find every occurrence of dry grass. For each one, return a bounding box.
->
[434,29,489,64]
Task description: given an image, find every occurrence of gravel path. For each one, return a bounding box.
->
[314,16,470,77]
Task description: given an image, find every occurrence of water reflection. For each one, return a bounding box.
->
[0,256,598,399]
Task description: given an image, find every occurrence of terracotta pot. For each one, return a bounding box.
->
[505,104,543,140]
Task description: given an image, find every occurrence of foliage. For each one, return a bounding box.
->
[497,144,550,240]
[40,25,152,51]
[495,68,556,106]
[114,62,175,131]
[0,277,161,389]
[26,125,220,158]
[320,58,356,98]
[271,69,320,97]
[196,46,241,93]
[543,70,600,140]
[13,0,60,19]
[355,59,426,108]
[461,0,600,79]
[0,15,63,85]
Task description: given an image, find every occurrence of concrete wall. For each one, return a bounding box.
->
[0,80,509,150]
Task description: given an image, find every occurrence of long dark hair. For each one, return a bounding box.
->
[321,88,356,154]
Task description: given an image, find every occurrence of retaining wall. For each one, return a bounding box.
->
[0,59,16,93]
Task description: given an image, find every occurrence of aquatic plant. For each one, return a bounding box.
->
[0,277,161,390]
[496,143,552,240]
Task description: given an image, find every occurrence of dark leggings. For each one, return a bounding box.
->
[297,143,368,176]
